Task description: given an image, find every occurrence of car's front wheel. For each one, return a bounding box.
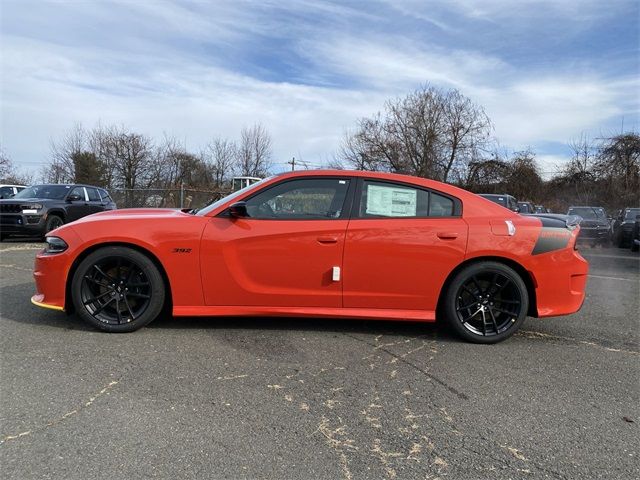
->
[71,246,165,332]
[443,261,529,344]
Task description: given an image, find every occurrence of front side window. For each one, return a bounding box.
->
[358,181,454,218]
[69,187,86,200]
[244,178,350,219]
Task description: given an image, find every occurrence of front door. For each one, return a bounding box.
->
[201,177,353,307]
[343,179,468,311]
[65,187,93,222]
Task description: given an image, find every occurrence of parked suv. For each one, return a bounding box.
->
[613,207,640,248]
[478,193,519,212]
[0,184,27,199]
[0,184,116,240]
[567,206,611,246]
[517,201,535,214]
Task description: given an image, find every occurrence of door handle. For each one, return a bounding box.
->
[317,236,338,244]
[437,232,459,240]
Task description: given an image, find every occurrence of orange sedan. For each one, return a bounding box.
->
[31,170,588,343]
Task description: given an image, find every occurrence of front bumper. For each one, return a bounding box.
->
[0,213,46,236]
[577,227,610,241]
[31,227,82,311]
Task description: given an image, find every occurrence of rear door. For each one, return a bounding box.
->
[343,179,468,311]
[85,187,104,214]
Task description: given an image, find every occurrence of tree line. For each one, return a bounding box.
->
[2,84,638,212]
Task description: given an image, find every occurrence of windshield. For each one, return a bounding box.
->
[13,185,72,200]
[567,207,606,219]
[196,177,273,216]
[624,208,640,220]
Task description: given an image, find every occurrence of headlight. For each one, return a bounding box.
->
[21,203,43,214]
[44,236,68,254]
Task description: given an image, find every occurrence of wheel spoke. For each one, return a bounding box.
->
[488,308,500,334]
[462,285,480,300]
[481,309,487,335]
[126,281,150,288]
[496,278,512,294]
[84,276,110,288]
[492,306,517,316]
[456,300,478,312]
[461,307,482,323]
[93,296,115,315]
[123,295,136,321]
[115,298,123,324]
[126,292,150,299]
[471,276,484,295]
[93,265,115,283]
[83,290,112,306]
[496,298,520,305]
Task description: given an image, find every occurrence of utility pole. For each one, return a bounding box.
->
[287,157,296,171]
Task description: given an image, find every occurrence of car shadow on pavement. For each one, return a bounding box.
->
[2,280,457,340]
[148,313,456,342]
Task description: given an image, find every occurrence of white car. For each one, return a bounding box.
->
[0,184,27,199]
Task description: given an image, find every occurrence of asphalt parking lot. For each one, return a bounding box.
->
[0,242,638,480]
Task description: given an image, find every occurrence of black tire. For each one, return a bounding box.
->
[71,246,165,332]
[45,214,64,234]
[632,243,639,252]
[442,261,529,344]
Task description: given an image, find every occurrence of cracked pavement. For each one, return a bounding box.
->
[0,242,638,479]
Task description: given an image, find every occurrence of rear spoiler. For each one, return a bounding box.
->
[528,213,582,230]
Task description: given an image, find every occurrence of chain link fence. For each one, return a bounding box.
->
[109,187,232,210]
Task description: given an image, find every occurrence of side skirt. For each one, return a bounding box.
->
[172,305,436,322]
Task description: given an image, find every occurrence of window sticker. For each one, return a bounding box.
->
[366,184,417,216]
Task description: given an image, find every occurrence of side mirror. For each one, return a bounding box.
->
[67,194,82,202]
[228,201,249,218]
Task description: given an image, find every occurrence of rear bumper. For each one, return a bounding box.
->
[530,249,589,317]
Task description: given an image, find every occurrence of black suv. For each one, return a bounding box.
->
[567,206,611,246]
[478,193,519,212]
[613,207,640,248]
[0,184,116,240]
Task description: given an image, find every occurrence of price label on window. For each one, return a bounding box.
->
[366,184,417,216]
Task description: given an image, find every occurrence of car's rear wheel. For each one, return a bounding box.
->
[71,246,165,332]
[443,262,529,344]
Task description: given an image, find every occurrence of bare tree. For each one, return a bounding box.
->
[203,138,237,187]
[339,85,493,182]
[237,124,273,177]
[46,123,87,183]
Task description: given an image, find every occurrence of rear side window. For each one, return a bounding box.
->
[358,181,455,218]
[429,192,454,217]
[86,187,101,201]
[99,189,113,202]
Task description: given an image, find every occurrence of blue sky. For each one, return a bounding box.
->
[1,0,638,177]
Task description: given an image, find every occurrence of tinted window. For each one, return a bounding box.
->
[245,178,350,219]
[86,187,101,201]
[624,208,640,220]
[429,192,454,217]
[69,186,86,200]
[359,181,454,218]
[568,207,605,219]
[99,189,113,202]
[0,186,14,198]
[13,185,71,200]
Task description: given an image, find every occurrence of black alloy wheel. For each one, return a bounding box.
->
[444,262,528,343]
[71,246,165,332]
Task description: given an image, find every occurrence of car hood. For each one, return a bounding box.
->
[0,197,51,204]
[73,208,189,223]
